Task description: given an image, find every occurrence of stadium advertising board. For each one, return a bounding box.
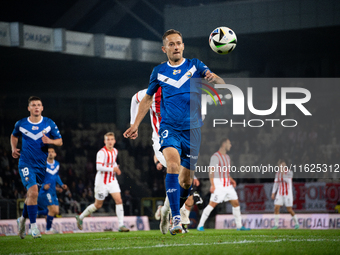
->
[140,40,165,63]
[0,216,150,236]
[216,213,340,229]
[65,31,94,56]
[23,25,54,51]
[104,36,132,60]
[232,183,340,213]
[0,22,10,46]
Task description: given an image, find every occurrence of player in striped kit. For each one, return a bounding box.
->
[130,88,202,234]
[271,159,299,229]
[130,87,165,167]
[197,138,250,231]
[76,132,129,232]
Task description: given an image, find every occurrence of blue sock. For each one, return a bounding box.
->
[22,204,28,218]
[180,184,192,207]
[179,184,192,199]
[165,173,180,217]
[38,209,48,216]
[46,215,54,230]
[27,205,38,224]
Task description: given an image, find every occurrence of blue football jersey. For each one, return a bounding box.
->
[40,160,63,195]
[12,116,62,170]
[146,58,210,130]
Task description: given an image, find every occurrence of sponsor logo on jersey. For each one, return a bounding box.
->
[32,126,39,130]
[98,193,104,199]
[173,69,181,75]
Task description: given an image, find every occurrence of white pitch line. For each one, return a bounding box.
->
[10,238,339,255]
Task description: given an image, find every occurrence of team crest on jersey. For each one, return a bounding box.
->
[186,71,193,78]
[32,126,39,130]
[25,177,29,182]
[51,166,54,169]
[173,69,181,75]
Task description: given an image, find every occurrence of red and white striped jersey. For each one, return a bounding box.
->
[96,146,118,185]
[130,87,162,143]
[272,170,293,196]
[209,151,231,187]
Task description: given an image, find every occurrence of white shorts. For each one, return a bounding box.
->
[152,138,167,167]
[210,185,238,203]
[274,194,293,207]
[94,180,121,200]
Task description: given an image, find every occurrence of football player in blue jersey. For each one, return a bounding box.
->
[124,29,225,235]
[11,96,63,239]
[38,147,67,234]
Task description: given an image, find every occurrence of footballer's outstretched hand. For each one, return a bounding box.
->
[123,125,138,139]
[204,70,225,84]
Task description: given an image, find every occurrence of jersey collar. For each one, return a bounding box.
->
[27,116,43,124]
[167,58,186,68]
[47,160,55,166]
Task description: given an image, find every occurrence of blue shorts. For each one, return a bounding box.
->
[159,126,201,170]
[38,190,59,208]
[18,165,45,189]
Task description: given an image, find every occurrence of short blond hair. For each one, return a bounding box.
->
[104,132,115,139]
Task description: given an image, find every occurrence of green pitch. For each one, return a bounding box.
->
[1,229,340,255]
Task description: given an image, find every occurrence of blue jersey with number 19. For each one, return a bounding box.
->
[12,116,62,171]
[146,58,210,130]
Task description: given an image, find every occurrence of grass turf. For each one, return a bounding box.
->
[1,229,340,255]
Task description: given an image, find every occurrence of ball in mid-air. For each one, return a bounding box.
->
[209,27,237,55]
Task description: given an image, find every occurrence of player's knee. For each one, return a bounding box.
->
[115,199,123,204]
[167,161,180,174]
[28,190,39,199]
[231,200,240,207]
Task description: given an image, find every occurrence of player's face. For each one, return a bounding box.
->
[28,100,43,117]
[225,139,232,152]
[48,148,56,160]
[162,34,184,64]
[104,135,116,149]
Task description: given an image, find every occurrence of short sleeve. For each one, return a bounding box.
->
[12,120,21,137]
[195,59,210,77]
[146,67,160,96]
[209,155,219,167]
[49,119,62,139]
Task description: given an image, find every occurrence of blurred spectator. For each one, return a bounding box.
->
[123,190,133,216]
[64,189,81,214]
